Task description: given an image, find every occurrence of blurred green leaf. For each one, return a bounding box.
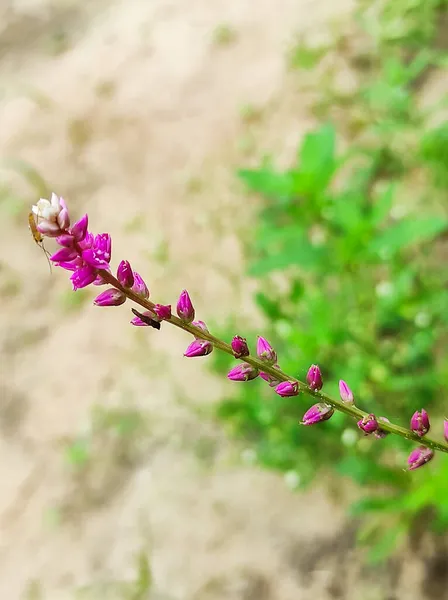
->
[368,217,448,257]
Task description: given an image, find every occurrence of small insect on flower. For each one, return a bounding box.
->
[131,308,161,330]
[28,212,52,272]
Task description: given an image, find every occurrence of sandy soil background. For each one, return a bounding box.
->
[0,1,445,599]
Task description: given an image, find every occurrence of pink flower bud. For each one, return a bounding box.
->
[444,419,448,443]
[410,409,430,437]
[51,247,78,263]
[177,289,195,323]
[231,336,249,358]
[57,208,70,230]
[153,304,172,320]
[37,220,63,237]
[227,363,259,381]
[306,364,323,391]
[184,339,213,357]
[256,336,277,364]
[339,380,354,404]
[301,403,334,425]
[357,414,378,434]
[131,272,149,299]
[259,365,282,387]
[407,446,434,471]
[374,417,391,439]
[117,260,134,288]
[94,288,126,307]
[70,214,89,242]
[275,381,299,397]
[192,320,209,335]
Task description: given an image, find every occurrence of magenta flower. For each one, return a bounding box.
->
[70,214,89,242]
[306,364,323,391]
[410,409,430,437]
[58,256,84,272]
[275,380,299,397]
[374,417,391,439]
[177,289,195,323]
[357,414,378,434]
[184,339,213,357]
[56,233,75,247]
[94,288,126,307]
[339,380,354,404]
[407,446,434,471]
[301,403,334,425]
[117,260,134,288]
[131,272,149,299]
[227,363,259,381]
[153,304,172,320]
[82,233,112,270]
[70,265,97,290]
[231,336,249,358]
[444,419,448,443]
[51,247,78,263]
[256,336,277,364]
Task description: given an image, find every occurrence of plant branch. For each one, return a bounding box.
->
[100,270,448,456]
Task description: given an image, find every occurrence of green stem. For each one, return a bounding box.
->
[101,270,448,456]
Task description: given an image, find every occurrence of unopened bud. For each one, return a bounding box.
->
[275,381,299,397]
[407,446,434,471]
[410,409,430,437]
[227,363,259,381]
[306,364,323,391]
[231,336,249,358]
[117,260,135,288]
[357,414,378,434]
[339,380,354,404]
[301,403,334,425]
[184,339,213,358]
[256,336,277,364]
[94,288,127,307]
[177,289,195,323]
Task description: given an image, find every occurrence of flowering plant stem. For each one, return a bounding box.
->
[100,270,448,456]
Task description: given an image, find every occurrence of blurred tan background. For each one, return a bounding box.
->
[0,1,442,599]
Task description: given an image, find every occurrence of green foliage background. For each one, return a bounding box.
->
[213,0,448,562]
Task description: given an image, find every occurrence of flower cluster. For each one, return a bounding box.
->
[30,193,448,472]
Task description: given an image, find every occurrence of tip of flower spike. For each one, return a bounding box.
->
[444,419,448,443]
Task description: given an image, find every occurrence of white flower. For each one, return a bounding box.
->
[32,192,62,222]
